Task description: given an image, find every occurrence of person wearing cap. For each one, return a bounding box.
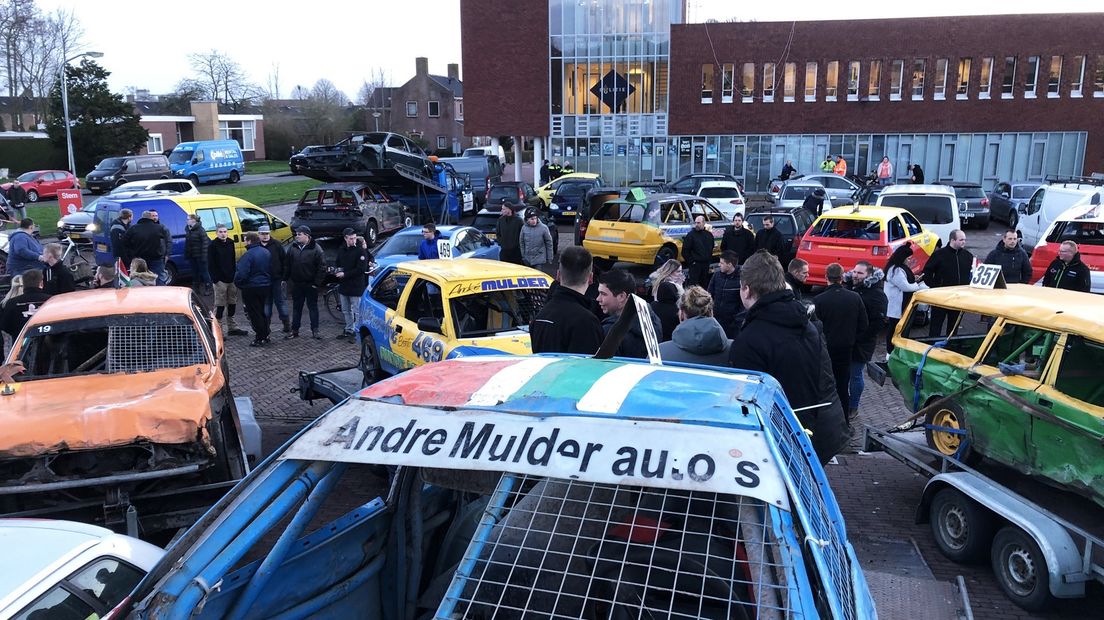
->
[284,225,326,339]
[495,203,524,265]
[148,209,172,284]
[234,231,272,346]
[519,207,554,273]
[334,227,373,341]
[258,224,291,333]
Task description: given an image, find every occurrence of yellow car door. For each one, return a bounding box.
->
[395,276,451,368]
[193,206,242,257]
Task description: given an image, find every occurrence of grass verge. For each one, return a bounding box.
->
[26,205,60,237]
[245,160,293,174]
[199,179,316,206]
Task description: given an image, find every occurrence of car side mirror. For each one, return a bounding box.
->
[417,317,442,333]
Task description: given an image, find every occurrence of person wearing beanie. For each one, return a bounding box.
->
[285,226,326,339]
[519,207,554,273]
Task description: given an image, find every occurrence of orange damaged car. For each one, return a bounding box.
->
[0,287,260,535]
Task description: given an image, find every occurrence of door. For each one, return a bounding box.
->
[400,277,450,367]
[991,182,1012,221]
[1020,188,1046,244]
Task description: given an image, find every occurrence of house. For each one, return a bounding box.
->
[135,99,266,160]
[385,58,475,155]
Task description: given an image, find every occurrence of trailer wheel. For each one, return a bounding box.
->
[930,487,995,563]
[991,526,1055,611]
[924,400,980,465]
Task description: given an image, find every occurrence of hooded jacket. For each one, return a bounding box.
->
[728,289,849,464]
[234,243,272,289]
[885,264,927,319]
[519,219,554,267]
[208,237,237,284]
[4,229,42,276]
[1041,253,1091,292]
[984,240,1033,284]
[849,267,888,362]
[334,242,372,297]
[531,284,604,355]
[922,244,974,288]
[659,315,732,366]
[706,268,742,334]
[43,261,76,295]
[109,216,130,260]
[286,239,326,286]
[122,217,165,263]
[184,222,209,260]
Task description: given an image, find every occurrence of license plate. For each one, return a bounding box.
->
[96,243,107,252]
[563,211,576,216]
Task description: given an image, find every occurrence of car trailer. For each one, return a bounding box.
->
[864,427,1104,612]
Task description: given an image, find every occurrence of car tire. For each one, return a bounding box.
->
[404,215,414,228]
[228,170,240,184]
[26,189,39,202]
[163,261,178,286]
[654,244,678,267]
[930,487,995,563]
[991,526,1055,611]
[189,174,200,186]
[366,220,379,245]
[924,400,980,465]
[359,331,383,386]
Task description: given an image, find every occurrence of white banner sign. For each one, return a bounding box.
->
[284,400,790,509]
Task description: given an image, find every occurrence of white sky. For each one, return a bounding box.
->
[35,1,1102,101]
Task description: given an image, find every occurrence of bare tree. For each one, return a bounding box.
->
[17,7,84,124]
[300,78,352,144]
[310,78,349,106]
[186,50,261,110]
[355,67,389,106]
[266,62,281,100]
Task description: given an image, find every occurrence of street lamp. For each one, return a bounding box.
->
[61,51,104,181]
[371,111,381,132]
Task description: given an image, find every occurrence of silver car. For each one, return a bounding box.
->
[798,173,861,206]
[775,180,836,212]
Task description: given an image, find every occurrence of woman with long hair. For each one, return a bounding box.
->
[883,243,927,353]
[648,259,685,300]
[1,274,24,309]
[128,258,159,287]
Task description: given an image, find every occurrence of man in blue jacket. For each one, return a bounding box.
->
[5,218,43,277]
[234,232,272,347]
[418,223,441,259]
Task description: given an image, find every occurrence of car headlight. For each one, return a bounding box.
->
[103,175,114,181]
[56,219,64,228]
[85,223,97,232]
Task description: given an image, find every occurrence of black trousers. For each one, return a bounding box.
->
[241,286,271,341]
[827,345,852,413]
[928,307,960,338]
[291,282,320,332]
[688,261,710,288]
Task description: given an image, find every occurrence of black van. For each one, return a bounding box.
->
[438,156,503,208]
[85,154,172,194]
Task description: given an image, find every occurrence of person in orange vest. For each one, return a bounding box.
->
[832,155,848,176]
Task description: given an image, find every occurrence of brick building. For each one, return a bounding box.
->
[383,57,471,155]
[460,1,1104,189]
[135,100,266,160]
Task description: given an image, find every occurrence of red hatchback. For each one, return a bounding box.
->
[2,170,78,202]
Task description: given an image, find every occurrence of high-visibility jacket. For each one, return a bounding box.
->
[820,159,835,172]
[833,158,847,175]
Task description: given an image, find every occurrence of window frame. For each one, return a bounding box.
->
[934,58,948,100]
[1093,55,1104,98]
[437,135,448,150]
[805,62,818,102]
[1047,55,1062,98]
[979,57,994,99]
[721,63,734,103]
[763,62,776,102]
[1002,56,1017,99]
[783,62,796,102]
[1024,55,1040,98]
[428,100,440,117]
[1070,55,1085,97]
[701,63,714,104]
[868,60,881,100]
[405,100,418,117]
[825,60,839,101]
[956,57,971,99]
[146,133,163,155]
[741,62,755,102]
[890,59,904,101]
[911,58,926,100]
[847,61,860,101]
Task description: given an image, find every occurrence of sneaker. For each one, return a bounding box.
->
[229,328,247,336]
[312,331,322,340]
[259,338,271,346]
[249,340,263,347]
[347,334,356,344]
[285,331,299,339]
[335,331,350,339]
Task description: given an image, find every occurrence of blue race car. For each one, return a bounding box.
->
[118,355,876,619]
[373,224,499,271]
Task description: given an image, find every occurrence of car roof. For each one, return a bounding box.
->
[0,519,113,598]
[817,205,909,221]
[747,206,805,216]
[782,179,825,188]
[913,284,1101,335]
[697,181,740,189]
[391,258,549,281]
[940,182,982,188]
[490,181,527,186]
[879,184,955,196]
[26,287,195,326]
[555,172,599,181]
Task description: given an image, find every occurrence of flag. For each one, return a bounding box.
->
[116,258,130,288]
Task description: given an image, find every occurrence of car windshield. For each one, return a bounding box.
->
[700,187,739,198]
[878,195,955,225]
[1013,185,1038,199]
[593,201,647,223]
[17,314,208,381]
[95,158,125,170]
[810,217,882,240]
[1046,220,1104,246]
[450,289,547,338]
[487,186,519,202]
[471,214,499,232]
[377,233,423,257]
[15,172,39,182]
[782,186,816,200]
[953,186,985,199]
[747,214,796,235]
[169,149,194,165]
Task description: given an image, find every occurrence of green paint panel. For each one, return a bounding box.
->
[509,358,613,402]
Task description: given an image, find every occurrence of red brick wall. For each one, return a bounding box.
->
[460,0,549,136]
[668,14,1104,172]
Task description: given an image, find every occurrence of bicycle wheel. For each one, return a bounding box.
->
[324,287,343,321]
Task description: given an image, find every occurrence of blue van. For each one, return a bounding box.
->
[91,194,291,284]
[169,140,246,185]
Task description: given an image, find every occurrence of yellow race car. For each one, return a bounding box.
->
[356,258,551,378]
[535,172,601,209]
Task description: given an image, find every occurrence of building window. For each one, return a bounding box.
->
[934,58,948,100]
[701,64,714,103]
[406,100,418,117]
[783,62,796,101]
[980,57,994,99]
[218,120,255,150]
[825,60,838,101]
[437,136,448,150]
[805,62,818,101]
[428,101,440,117]
[1095,55,1104,97]
[956,57,971,99]
[1071,56,1085,97]
[1024,55,1040,98]
[741,63,754,101]
[146,133,163,154]
[457,100,464,119]
[763,63,776,102]
[912,59,926,99]
[868,60,881,99]
[721,63,734,103]
[1002,56,1017,98]
[1047,56,1062,98]
[890,60,904,100]
[847,61,860,100]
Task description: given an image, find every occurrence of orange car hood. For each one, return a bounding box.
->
[0,366,217,458]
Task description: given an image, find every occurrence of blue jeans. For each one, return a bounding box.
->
[147,259,166,286]
[340,294,360,333]
[848,361,865,411]
[265,280,289,321]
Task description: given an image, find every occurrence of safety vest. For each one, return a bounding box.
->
[820,160,834,172]
[833,159,847,175]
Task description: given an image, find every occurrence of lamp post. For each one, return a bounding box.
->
[60,51,104,181]
[372,111,381,132]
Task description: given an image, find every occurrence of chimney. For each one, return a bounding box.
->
[415,57,429,77]
[447,63,459,81]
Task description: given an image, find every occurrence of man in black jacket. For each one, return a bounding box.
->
[122,210,167,284]
[495,203,524,264]
[597,268,662,360]
[921,229,973,337]
[682,215,715,288]
[814,263,868,415]
[707,250,742,337]
[785,258,810,301]
[184,214,210,295]
[109,209,133,264]
[531,246,604,354]
[208,224,246,335]
[259,225,291,333]
[149,209,173,284]
[1041,241,1092,292]
[720,212,755,264]
[847,261,887,419]
[984,230,1033,284]
[333,228,373,341]
[42,243,76,295]
[729,250,849,464]
[754,215,786,260]
[285,226,326,339]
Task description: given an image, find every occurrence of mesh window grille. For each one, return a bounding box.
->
[106,324,207,373]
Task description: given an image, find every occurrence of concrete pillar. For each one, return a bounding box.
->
[532,137,543,186]
[512,137,523,182]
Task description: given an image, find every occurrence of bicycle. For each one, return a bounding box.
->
[323,282,344,322]
[60,236,95,287]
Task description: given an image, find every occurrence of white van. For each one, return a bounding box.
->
[1014,182,1101,250]
[875,184,960,245]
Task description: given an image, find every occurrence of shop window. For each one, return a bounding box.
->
[979,57,994,99]
[934,58,947,100]
[805,62,818,101]
[701,64,714,103]
[1024,55,1040,98]
[406,101,418,117]
[847,61,860,100]
[1002,56,1017,98]
[868,60,881,99]
[428,101,440,117]
[763,63,776,102]
[912,59,926,99]
[956,57,971,99]
[783,62,796,101]
[721,63,734,103]
[890,60,904,100]
[1070,55,1085,97]
[741,62,754,100]
[826,60,838,101]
